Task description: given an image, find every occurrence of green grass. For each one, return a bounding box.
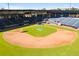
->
[23,24,57,37]
[0,24,79,56]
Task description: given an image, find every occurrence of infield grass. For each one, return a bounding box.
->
[23,24,57,37]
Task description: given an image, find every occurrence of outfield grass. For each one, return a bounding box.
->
[23,24,57,37]
[0,24,79,56]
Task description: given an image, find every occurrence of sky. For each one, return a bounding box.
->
[0,3,79,9]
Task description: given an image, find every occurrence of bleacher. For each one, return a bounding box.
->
[48,17,79,29]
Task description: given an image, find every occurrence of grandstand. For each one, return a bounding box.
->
[0,9,79,31]
[0,10,47,31]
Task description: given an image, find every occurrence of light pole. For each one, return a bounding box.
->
[7,3,10,18]
[8,3,10,9]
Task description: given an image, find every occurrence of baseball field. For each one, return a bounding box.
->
[0,24,79,56]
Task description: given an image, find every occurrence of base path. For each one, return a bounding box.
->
[3,29,76,48]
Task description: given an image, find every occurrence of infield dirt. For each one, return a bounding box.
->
[3,28,76,48]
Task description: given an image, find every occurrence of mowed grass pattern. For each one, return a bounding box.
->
[0,24,79,56]
[23,24,57,37]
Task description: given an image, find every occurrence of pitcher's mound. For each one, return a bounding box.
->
[3,29,76,48]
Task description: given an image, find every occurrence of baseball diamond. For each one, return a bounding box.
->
[3,24,76,48]
[1,3,79,56]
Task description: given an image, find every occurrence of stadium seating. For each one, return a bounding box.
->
[1,14,79,31]
[48,17,79,28]
[0,15,44,31]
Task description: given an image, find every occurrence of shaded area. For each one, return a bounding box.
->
[0,16,43,32]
